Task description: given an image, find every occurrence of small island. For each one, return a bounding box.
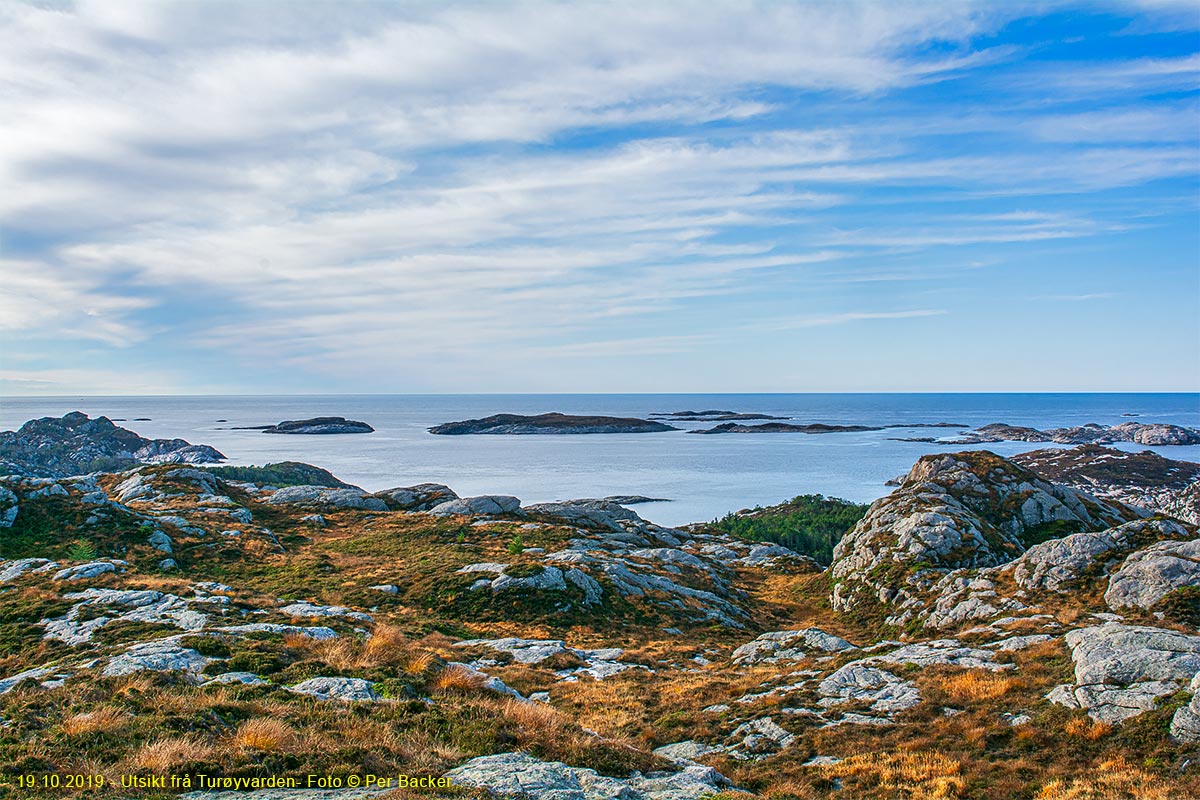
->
[692,421,968,435]
[429,412,678,435]
[233,417,375,435]
[650,410,790,421]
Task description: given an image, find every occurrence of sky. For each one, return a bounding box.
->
[0,0,1198,395]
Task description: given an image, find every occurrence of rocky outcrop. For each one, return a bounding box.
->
[1048,625,1200,724]
[829,451,1137,620]
[288,677,381,701]
[1170,674,1200,743]
[204,461,355,489]
[0,412,225,477]
[429,495,521,516]
[817,663,921,714]
[429,413,677,435]
[255,417,374,435]
[370,483,458,511]
[0,486,17,528]
[444,751,735,800]
[266,485,388,511]
[523,499,643,530]
[731,628,857,664]
[103,641,211,677]
[1104,538,1200,611]
[1008,518,1191,594]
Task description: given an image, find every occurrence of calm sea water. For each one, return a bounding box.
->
[1,394,1197,526]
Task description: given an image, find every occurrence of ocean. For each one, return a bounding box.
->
[1,393,1197,527]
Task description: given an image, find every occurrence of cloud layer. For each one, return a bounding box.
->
[1,0,1197,392]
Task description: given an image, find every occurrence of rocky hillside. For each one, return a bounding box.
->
[1014,444,1200,525]
[0,412,225,477]
[0,444,1197,799]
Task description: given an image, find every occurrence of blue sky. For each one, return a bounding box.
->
[1,0,1197,394]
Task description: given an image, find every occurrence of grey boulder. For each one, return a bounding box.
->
[428,495,522,517]
[266,486,388,512]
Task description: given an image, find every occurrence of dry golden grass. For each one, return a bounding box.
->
[360,623,410,665]
[760,780,822,799]
[130,736,214,771]
[555,677,645,736]
[1034,756,1173,800]
[940,670,1020,703]
[819,751,965,800]
[62,708,128,737]
[502,696,569,740]
[1063,717,1111,741]
[231,718,297,752]
[431,664,488,693]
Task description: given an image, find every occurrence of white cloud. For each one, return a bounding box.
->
[0,0,1195,391]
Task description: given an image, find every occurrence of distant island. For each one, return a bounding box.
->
[429,413,677,435]
[231,417,375,435]
[892,421,1200,446]
[650,410,790,421]
[692,421,968,435]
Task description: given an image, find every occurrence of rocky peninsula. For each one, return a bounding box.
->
[429,412,678,435]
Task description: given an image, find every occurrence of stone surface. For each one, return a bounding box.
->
[731,628,857,664]
[524,499,644,531]
[445,751,734,800]
[0,486,17,527]
[1010,519,1190,593]
[428,495,522,516]
[52,560,119,581]
[829,451,1135,616]
[1104,538,1200,611]
[279,601,372,622]
[288,677,380,702]
[103,641,211,677]
[817,662,922,714]
[728,716,795,758]
[266,485,388,511]
[0,558,58,582]
[1048,625,1200,723]
[370,483,458,511]
[1169,674,1200,743]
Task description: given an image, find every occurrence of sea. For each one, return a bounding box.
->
[1,394,1198,527]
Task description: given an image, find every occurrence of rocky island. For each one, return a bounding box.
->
[429,412,678,434]
[234,417,375,434]
[0,412,224,477]
[0,414,1197,799]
